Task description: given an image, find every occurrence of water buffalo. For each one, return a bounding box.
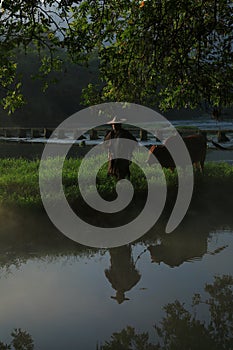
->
[147,134,207,171]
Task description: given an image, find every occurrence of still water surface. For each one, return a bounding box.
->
[0,202,232,349]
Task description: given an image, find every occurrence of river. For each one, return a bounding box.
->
[0,201,232,349]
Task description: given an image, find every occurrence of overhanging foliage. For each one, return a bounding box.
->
[0,0,232,115]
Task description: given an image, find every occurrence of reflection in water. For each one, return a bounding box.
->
[105,246,141,304]
[0,202,233,349]
[0,197,233,271]
[2,275,232,350]
[147,231,208,267]
[0,329,34,350]
[0,207,100,273]
[142,195,233,268]
[147,231,228,268]
[98,275,233,350]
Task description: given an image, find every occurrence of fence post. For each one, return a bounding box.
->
[31,129,41,138]
[140,129,147,141]
[44,128,53,139]
[90,129,98,140]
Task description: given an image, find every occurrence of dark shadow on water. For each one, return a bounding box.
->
[0,205,100,270]
[0,188,233,271]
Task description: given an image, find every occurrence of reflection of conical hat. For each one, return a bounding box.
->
[111,291,130,304]
[107,116,127,124]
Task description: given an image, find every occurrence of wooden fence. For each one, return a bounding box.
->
[0,127,232,142]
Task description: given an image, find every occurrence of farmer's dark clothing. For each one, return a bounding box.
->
[104,127,137,180]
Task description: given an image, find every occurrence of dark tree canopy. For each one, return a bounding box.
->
[0,0,232,116]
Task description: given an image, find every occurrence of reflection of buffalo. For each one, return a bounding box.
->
[147,134,207,171]
[148,232,208,267]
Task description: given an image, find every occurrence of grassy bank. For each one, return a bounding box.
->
[0,156,233,207]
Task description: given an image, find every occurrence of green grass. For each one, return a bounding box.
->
[0,156,232,207]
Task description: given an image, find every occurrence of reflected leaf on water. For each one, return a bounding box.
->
[105,246,141,304]
[98,275,233,350]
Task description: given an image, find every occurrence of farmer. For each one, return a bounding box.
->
[104,117,137,180]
